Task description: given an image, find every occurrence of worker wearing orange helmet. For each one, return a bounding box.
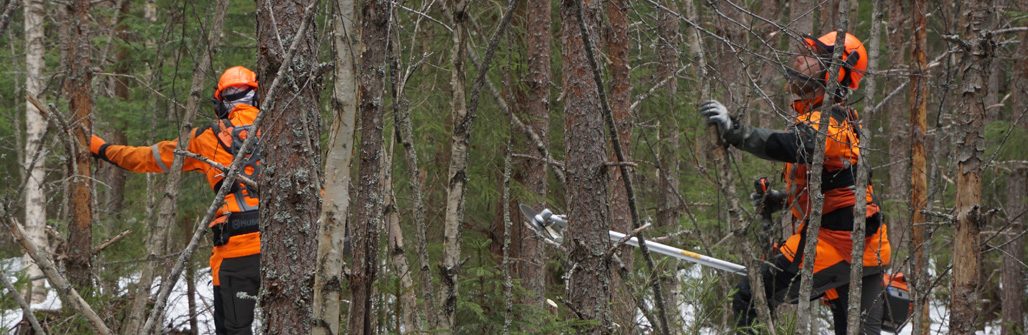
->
[91,66,262,335]
[701,32,891,334]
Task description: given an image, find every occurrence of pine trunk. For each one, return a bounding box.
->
[562,0,612,332]
[311,0,358,331]
[654,0,680,326]
[519,0,550,311]
[885,0,909,262]
[950,0,993,333]
[256,0,322,332]
[64,0,94,291]
[909,0,931,332]
[1001,167,1026,335]
[22,0,48,304]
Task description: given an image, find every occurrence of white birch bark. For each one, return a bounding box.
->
[311,0,357,332]
[22,0,48,304]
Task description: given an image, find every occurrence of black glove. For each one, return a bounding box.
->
[751,189,787,215]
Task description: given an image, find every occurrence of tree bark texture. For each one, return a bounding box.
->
[1001,168,1025,335]
[908,0,931,332]
[344,0,388,333]
[846,1,882,333]
[64,0,94,291]
[382,137,420,333]
[22,0,48,304]
[606,0,640,328]
[885,0,909,258]
[438,0,469,328]
[256,0,323,332]
[562,0,612,332]
[518,0,549,311]
[950,0,993,333]
[311,0,358,332]
[653,0,681,326]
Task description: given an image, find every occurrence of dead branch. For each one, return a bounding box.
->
[1,209,111,334]
[92,230,131,255]
[0,266,46,335]
[172,149,259,191]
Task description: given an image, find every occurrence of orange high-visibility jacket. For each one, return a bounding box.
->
[722,97,890,273]
[94,104,260,285]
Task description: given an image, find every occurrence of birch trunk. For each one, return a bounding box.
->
[256,0,322,332]
[311,0,358,331]
[382,136,420,332]
[437,0,470,327]
[22,0,48,304]
[949,0,993,332]
[64,0,94,291]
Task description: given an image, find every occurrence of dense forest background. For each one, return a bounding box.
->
[0,0,1025,334]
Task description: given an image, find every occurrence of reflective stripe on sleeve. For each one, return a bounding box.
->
[152,144,171,172]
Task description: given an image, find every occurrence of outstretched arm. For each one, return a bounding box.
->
[90,130,202,173]
[700,100,818,163]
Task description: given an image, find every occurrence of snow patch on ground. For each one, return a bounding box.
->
[2,258,219,334]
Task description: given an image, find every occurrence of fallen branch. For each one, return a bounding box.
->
[1,208,111,334]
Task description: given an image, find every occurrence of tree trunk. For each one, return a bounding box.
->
[885,0,909,275]
[1001,167,1026,335]
[949,0,993,333]
[518,0,550,312]
[256,0,322,332]
[908,0,931,332]
[311,0,358,332]
[562,0,612,332]
[846,0,883,333]
[606,0,640,328]
[344,0,388,333]
[382,136,420,333]
[653,0,680,327]
[64,0,94,291]
[22,0,48,304]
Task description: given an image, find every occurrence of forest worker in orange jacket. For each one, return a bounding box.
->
[90,66,262,335]
[701,32,891,335]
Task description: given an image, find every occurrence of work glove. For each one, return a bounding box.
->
[90,134,106,158]
[750,189,787,215]
[700,100,733,135]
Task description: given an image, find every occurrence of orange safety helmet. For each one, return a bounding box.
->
[215,66,259,100]
[802,32,868,90]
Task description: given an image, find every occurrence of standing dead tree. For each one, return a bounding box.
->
[346,0,389,330]
[63,0,94,291]
[949,0,995,333]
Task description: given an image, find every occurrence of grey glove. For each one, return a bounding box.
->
[700,100,733,134]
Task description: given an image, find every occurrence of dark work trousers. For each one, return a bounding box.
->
[213,254,261,335]
[731,252,885,335]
